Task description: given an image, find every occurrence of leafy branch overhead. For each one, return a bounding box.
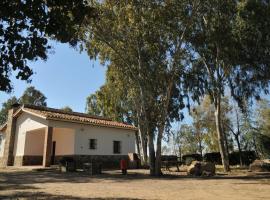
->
[0,0,95,92]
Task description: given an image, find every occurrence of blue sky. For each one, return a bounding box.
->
[0,42,106,113]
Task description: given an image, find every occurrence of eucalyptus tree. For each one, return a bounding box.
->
[81,0,199,175]
[0,96,18,125]
[192,95,232,153]
[0,86,46,124]
[19,86,47,106]
[86,64,147,163]
[184,0,270,171]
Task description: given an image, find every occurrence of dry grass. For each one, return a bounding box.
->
[0,167,269,200]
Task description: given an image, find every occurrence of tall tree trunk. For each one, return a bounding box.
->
[223,131,230,162]
[139,128,148,165]
[214,95,230,172]
[148,131,155,176]
[137,116,148,165]
[155,126,165,176]
[235,135,243,166]
[135,131,141,160]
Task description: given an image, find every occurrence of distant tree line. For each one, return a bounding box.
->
[0,86,73,125]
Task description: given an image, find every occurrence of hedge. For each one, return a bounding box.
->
[203,151,257,166]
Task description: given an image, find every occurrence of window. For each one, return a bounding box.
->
[89,139,97,150]
[113,141,121,154]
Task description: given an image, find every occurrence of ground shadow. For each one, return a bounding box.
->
[0,168,270,186]
[0,191,143,200]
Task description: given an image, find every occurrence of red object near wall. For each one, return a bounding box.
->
[120,159,127,170]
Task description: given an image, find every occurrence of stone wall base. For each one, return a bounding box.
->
[12,155,129,169]
[55,155,129,169]
[14,156,43,166]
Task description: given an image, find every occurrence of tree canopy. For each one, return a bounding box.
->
[0,0,94,92]
[19,86,47,106]
[81,0,270,174]
[0,86,47,125]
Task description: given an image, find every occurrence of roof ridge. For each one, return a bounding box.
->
[23,104,114,122]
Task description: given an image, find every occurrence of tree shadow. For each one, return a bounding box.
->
[0,191,143,200]
[0,169,270,186]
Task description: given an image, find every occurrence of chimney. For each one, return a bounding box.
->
[1,104,21,167]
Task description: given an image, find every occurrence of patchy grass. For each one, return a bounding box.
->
[0,167,270,200]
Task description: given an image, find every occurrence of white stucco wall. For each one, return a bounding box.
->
[11,112,135,157]
[14,113,48,156]
[52,128,75,155]
[0,133,5,157]
[48,120,136,156]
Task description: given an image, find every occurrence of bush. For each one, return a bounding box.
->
[182,154,202,165]
[203,152,222,165]
[204,151,257,166]
[161,155,179,162]
[229,151,257,166]
[258,134,270,159]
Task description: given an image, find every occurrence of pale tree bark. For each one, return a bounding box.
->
[148,130,156,176]
[154,77,175,175]
[155,125,165,175]
[138,124,148,165]
[135,131,141,160]
[214,94,230,172]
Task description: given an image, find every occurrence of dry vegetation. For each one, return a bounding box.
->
[0,167,270,200]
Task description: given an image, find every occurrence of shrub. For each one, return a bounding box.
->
[203,152,222,165]
[182,154,202,165]
[204,151,257,166]
[161,155,179,162]
[229,151,257,166]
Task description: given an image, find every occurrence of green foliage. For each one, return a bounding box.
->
[86,65,133,123]
[0,96,18,125]
[0,86,46,124]
[0,0,94,92]
[174,124,199,155]
[257,134,270,159]
[19,86,47,106]
[192,96,233,153]
[61,106,73,112]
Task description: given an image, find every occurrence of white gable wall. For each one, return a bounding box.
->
[14,113,48,156]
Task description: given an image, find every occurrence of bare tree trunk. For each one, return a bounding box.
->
[235,135,243,166]
[136,115,148,165]
[139,128,148,165]
[214,95,230,172]
[148,131,155,176]
[155,126,164,176]
[223,131,230,162]
[135,131,141,159]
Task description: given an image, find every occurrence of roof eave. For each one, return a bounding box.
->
[47,117,137,131]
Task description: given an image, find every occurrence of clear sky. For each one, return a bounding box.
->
[0,42,106,113]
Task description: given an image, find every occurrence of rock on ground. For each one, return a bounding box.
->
[187,161,215,176]
[250,160,270,172]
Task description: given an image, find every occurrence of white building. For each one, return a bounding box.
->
[0,104,136,168]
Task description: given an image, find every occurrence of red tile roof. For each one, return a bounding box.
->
[10,105,137,131]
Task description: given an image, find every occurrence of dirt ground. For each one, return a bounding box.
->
[0,167,270,200]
